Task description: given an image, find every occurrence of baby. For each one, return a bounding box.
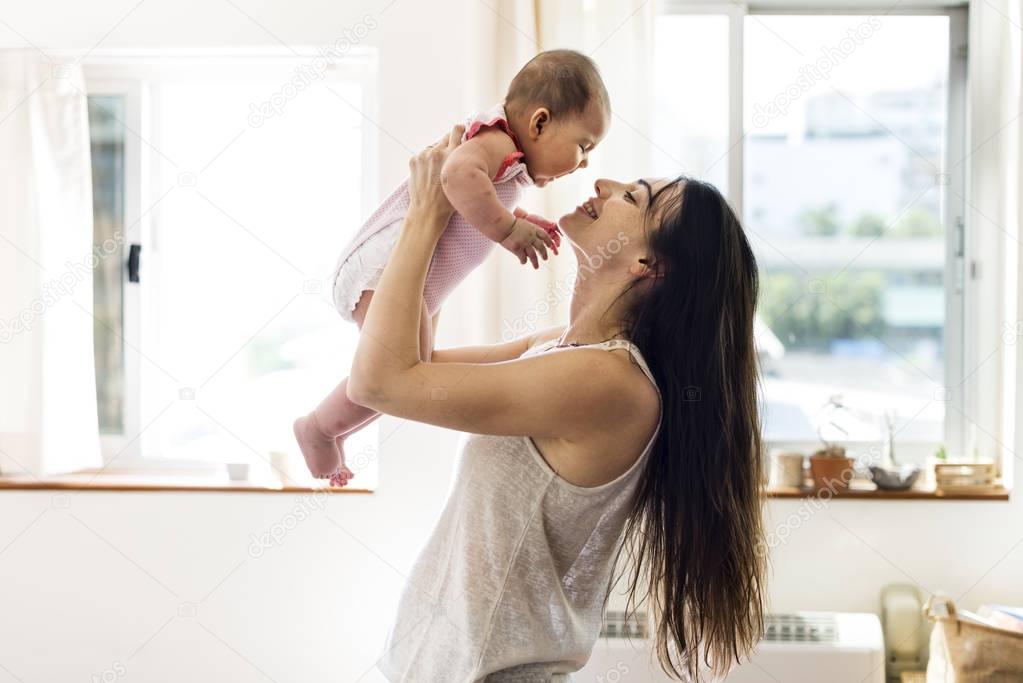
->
[294,49,611,485]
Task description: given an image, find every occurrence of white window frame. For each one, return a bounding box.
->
[77,48,377,469]
[658,2,971,459]
[84,78,144,460]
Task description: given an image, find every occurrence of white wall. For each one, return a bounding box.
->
[2,1,1022,681]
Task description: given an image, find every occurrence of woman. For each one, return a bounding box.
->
[348,125,767,682]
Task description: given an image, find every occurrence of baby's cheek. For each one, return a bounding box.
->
[554,148,581,174]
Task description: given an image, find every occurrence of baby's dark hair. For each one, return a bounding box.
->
[505,49,610,121]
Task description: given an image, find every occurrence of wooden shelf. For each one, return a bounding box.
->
[0,473,372,494]
[766,484,1009,501]
[0,475,1007,499]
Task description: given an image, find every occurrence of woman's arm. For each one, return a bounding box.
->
[430,325,564,364]
[347,130,650,441]
[350,342,647,440]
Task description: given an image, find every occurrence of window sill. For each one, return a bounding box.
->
[766,483,1009,501]
[0,475,1005,500]
[0,472,372,494]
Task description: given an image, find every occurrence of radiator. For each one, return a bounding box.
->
[577,612,886,682]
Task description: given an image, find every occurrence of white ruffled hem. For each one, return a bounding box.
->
[332,220,402,323]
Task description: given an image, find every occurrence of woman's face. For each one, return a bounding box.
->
[558,177,680,272]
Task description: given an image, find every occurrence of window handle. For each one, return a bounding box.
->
[128,243,142,283]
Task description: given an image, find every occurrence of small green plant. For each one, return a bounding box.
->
[934,445,947,461]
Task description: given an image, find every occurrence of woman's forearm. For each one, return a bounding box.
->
[348,206,446,402]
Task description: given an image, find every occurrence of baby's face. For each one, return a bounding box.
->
[520,100,609,187]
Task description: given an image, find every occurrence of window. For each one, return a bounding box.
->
[88,95,127,435]
[654,6,967,458]
[85,52,378,487]
[651,13,731,191]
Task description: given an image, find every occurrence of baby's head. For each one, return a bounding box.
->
[504,50,610,187]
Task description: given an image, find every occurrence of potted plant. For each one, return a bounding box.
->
[809,444,855,492]
[867,410,921,491]
[809,396,856,492]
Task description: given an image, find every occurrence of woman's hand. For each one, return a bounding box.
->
[406,124,464,236]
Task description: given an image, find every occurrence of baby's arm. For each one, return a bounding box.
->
[440,130,557,266]
[440,129,520,240]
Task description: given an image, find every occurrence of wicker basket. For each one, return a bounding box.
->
[925,595,1023,682]
[934,462,997,492]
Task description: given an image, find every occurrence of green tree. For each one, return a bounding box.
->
[850,212,887,237]
[799,204,841,237]
[889,208,942,238]
[758,270,885,351]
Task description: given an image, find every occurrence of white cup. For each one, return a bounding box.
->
[269,450,305,485]
[769,451,806,488]
[226,463,251,481]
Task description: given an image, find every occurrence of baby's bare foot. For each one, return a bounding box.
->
[293,412,341,479]
[329,436,356,487]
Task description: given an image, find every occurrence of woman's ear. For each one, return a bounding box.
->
[529,108,551,139]
[630,258,658,279]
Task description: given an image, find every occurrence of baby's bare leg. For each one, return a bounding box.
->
[294,290,376,481]
[325,295,435,486]
[295,290,435,485]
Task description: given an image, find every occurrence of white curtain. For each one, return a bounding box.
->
[989,0,1023,484]
[455,0,657,343]
[0,50,101,476]
[1013,0,1023,486]
[962,0,1022,480]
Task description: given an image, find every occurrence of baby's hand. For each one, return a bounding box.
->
[499,216,557,269]
[513,207,561,250]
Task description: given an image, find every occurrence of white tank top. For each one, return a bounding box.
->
[377,338,662,682]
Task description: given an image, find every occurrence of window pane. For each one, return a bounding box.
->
[653,14,731,193]
[87,95,126,434]
[744,15,950,443]
[144,79,374,486]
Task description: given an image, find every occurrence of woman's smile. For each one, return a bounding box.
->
[575,196,599,220]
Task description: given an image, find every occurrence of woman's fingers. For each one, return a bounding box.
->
[414,124,463,170]
[448,124,465,149]
[406,124,464,222]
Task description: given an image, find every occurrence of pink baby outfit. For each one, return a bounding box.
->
[332,104,534,322]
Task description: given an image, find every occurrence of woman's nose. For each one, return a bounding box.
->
[594,179,609,197]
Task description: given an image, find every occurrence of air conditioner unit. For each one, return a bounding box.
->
[578,612,885,683]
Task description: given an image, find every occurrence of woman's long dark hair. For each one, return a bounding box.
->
[606,176,767,681]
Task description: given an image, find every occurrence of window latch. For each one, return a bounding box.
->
[128,243,142,283]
